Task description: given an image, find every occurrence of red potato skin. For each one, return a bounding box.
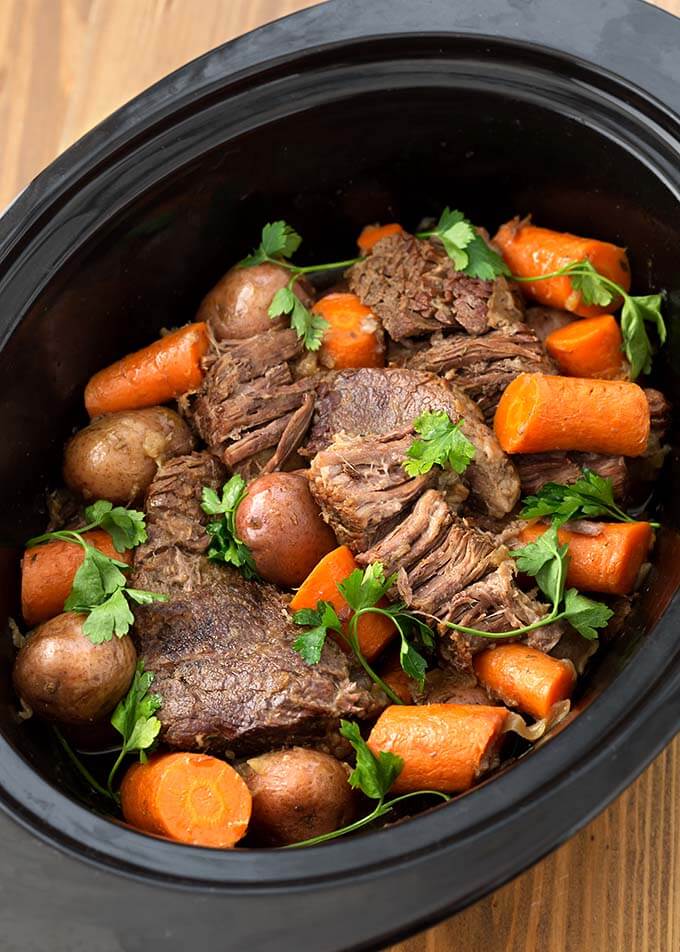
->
[63,406,194,504]
[196,262,314,340]
[12,612,137,726]
[237,747,356,846]
[235,473,337,587]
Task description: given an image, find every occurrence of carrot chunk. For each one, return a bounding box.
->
[493,373,649,456]
[368,704,509,793]
[120,751,252,848]
[21,530,131,627]
[545,315,626,379]
[290,545,395,662]
[85,322,209,417]
[377,649,416,704]
[494,220,630,317]
[518,521,654,596]
[473,645,576,720]
[315,293,385,370]
[357,223,404,254]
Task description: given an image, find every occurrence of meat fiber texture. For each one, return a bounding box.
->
[131,452,384,756]
[304,367,520,518]
[183,327,315,479]
[347,232,524,340]
[407,326,556,423]
[356,490,565,670]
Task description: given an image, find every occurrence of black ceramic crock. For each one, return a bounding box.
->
[1,1,679,949]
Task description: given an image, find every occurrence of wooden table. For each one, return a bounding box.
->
[1,2,678,949]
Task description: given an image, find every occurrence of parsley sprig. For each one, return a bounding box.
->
[521,468,659,528]
[53,660,162,804]
[239,221,361,351]
[286,720,449,848]
[443,524,613,642]
[513,259,666,379]
[107,660,162,798]
[201,476,258,579]
[292,562,435,703]
[26,502,166,644]
[417,208,510,280]
[403,410,476,477]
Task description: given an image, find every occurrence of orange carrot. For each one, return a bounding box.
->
[85,322,209,417]
[378,650,416,704]
[473,645,576,720]
[21,530,131,626]
[315,293,385,370]
[494,219,631,317]
[518,521,653,596]
[290,545,395,662]
[493,373,649,456]
[357,223,404,254]
[545,315,626,379]
[368,704,509,794]
[120,751,252,848]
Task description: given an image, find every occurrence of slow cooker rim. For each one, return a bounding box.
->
[0,0,679,934]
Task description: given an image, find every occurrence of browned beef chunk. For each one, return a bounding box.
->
[524,306,573,343]
[346,232,523,339]
[357,489,452,578]
[407,327,556,422]
[357,490,505,613]
[516,451,628,498]
[183,327,315,478]
[308,431,445,552]
[132,454,383,757]
[356,490,564,670]
[439,561,565,670]
[304,368,520,517]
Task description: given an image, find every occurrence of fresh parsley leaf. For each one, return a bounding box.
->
[108,660,163,792]
[463,233,511,280]
[620,292,667,379]
[338,562,395,614]
[511,523,568,607]
[432,208,476,270]
[125,588,168,606]
[339,720,403,800]
[562,588,613,640]
[403,410,476,477]
[269,286,328,351]
[82,588,134,644]
[201,477,258,578]
[418,208,509,279]
[398,637,428,688]
[292,601,342,665]
[567,260,615,308]
[64,544,128,610]
[239,220,302,267]
[520,469,633,526]
[83,501,147,552]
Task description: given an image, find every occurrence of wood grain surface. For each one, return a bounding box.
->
[0,2,679,950]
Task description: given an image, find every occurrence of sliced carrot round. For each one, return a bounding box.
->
[121,752,252,848]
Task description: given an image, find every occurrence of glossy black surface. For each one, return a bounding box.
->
[0,0,679,948]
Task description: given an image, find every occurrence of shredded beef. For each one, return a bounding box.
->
[438,561,565,670]
[346,232,523,340]
[184,327,315,477]
[516,451,628,498]
[524,306,573,343]
[415,668,491,706]
[407,327,555,421]
[308,430,446,552]
[305,368,520,517]
[132,453,383,756]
